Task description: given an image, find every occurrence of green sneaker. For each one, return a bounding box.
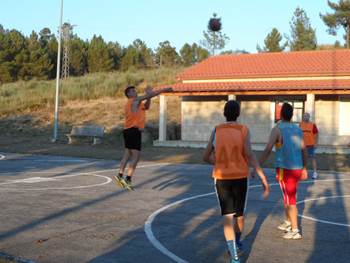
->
[124,178,134,191]
[113,174,126,189]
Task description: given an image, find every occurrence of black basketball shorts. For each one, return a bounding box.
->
[123,127,142,151]
[215,178,248,216]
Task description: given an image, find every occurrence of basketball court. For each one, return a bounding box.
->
[0,152,349,263]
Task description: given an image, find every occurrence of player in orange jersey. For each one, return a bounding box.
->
[114,85,172,190]
[203,100,269,263]
[300,112,319,179]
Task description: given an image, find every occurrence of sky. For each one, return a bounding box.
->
[0,0,346,53]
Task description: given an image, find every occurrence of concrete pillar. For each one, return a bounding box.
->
[159,95,167,141]
[270,102,275,129]
[305,94,315,121]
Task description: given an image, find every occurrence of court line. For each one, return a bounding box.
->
[0,162,169,191]
[145,178,350,263]
[0,162,169,175]
[0,172,111,190]
[296,195,350,227]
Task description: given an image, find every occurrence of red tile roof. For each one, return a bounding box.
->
[177,50,350,80]
[158,50,350,94]
[167,79,350,93]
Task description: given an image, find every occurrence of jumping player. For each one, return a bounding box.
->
[114,85,172,190]
[203,100,269,263]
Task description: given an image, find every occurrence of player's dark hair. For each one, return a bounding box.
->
[281,102,293,121]
[124,86,135,98]
[224,100,240,121]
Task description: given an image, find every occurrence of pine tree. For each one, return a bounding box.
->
[69,37,88,76]
[0,29,26,82]
[155,41,180,67]
[180,43,194,66]
[289,7,317,51]
[320,0,350,48]
[87,35,114,73]
[192,43,210,62]
[257,28,287,52]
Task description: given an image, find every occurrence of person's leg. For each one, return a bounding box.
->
[126,149,140,178]
[233,178,247,248]
[308,147,318,178]
[284,204,290,222]
[278,170,292,229]
[119,149,131,175]
[286,204,298,230]
[223,214,239,262]
[215,180,240,262]
[312,156,317,173]
[223,214,235,241]
[234,216,244,247]
[282,170,302,239]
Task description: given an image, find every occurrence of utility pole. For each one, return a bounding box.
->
[52,0,63,142]
[61,23,75,79]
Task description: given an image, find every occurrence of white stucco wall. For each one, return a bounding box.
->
[239,101,271,143]
[180,96,350,147]
[181,96,226,141]
[315,99,350,145]
[181,97,271,143]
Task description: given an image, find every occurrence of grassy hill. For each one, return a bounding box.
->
[0,67,183,142]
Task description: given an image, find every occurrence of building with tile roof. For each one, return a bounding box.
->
[155,49,350,153]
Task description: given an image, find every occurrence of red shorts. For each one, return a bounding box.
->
[276,168,302,205]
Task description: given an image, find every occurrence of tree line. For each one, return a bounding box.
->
[258,2,350,52]
[0,26,210,84]
[1,0,349,84]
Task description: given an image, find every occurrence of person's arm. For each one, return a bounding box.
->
[143,86,153,110]
[301,136,308,179]
[203,130,215,165]
[244,130,270,198]
[313,124,319,146]
[132,86,172,112]
[259,127,279,165]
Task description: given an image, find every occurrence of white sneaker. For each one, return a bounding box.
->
[312,172,318,179]
[277,221,291,231]
[283,229,302,240]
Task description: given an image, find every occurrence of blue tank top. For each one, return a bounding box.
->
[275,121,303,170]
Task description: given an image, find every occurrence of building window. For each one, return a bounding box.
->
[275,100,304,123]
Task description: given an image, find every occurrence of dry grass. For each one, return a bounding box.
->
[0,69,349,172]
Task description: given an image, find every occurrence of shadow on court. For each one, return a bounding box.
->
[1,153,350,263]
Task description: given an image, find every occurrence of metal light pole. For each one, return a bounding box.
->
[52,0,63,142]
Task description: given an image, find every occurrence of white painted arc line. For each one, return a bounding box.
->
[0,173,111,191]
[0,162,169,176]
[297,195,350,227]
[145,193,213,263]
[145,178,350,262]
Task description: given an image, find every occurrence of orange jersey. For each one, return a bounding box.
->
[300,121,317,146]
[124,98,146,129]
[212,123,249,180]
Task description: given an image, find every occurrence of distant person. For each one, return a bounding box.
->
[300,112,319,179]
[114,85,172,190]
[260,102,308,240]
[203,100,269,263]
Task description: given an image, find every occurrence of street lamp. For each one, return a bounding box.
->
[52,0,63,142]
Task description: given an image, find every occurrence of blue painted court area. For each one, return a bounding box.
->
[0,152,349,263]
